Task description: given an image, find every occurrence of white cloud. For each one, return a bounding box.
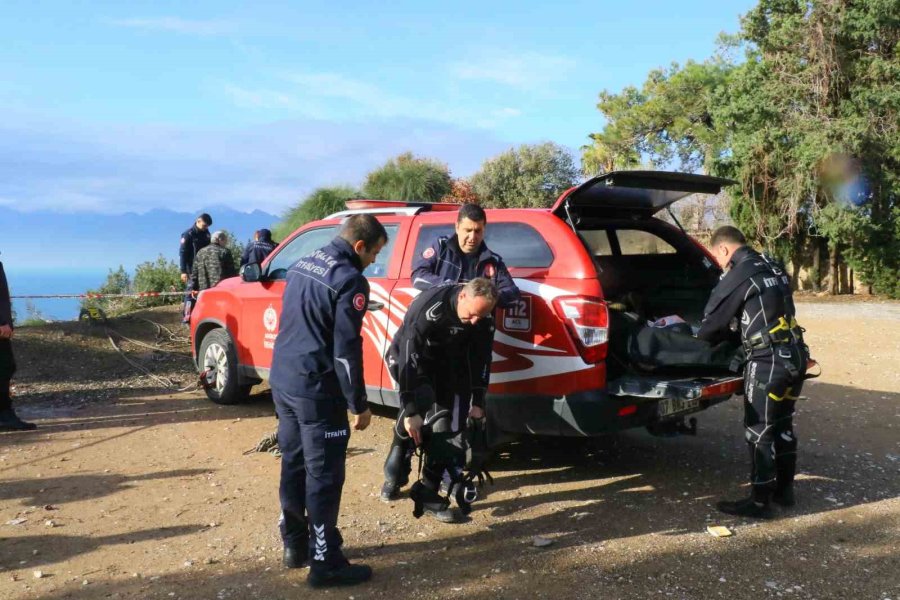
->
[105,17,235,36]
[0,116,511,216]
[226,71,524,130]
[222,84,307,111]
[451,51,577,90]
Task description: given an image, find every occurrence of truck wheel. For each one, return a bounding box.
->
[198,329,249,405]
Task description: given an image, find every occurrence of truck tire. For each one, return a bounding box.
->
[198,329,250,405]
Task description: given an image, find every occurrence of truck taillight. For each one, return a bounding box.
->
[552,296,609,364]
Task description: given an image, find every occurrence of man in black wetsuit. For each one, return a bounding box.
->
[383,278,497,522]
[698,226,808,518]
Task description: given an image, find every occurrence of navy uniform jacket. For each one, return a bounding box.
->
[411,236,520,308]
[269,237,370,415]
[387,284,495,417]
[697,246,801,358]
[179,225,211,276]
[241,240,277,267]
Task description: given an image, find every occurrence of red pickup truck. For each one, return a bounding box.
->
[191,171,743,438]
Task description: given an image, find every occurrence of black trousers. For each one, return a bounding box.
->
[383,372,471,490]
[0,339,15,412]
[743,346,806,497]
[274,390,350,567]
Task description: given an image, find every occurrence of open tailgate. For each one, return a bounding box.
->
[552,170,736,219]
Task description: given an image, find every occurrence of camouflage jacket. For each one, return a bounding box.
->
[191,245,236,291]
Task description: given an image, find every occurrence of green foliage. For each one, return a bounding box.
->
[471,143,579,208]
[273,186,359,240]
[583,0,900,297]
[82,266,133,316]
[19,301,50,327]
[363,152,452,202]
[133,255,182,308]
[583,60,730,175]
[81,258,182,316]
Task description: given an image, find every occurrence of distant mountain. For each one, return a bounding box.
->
[2,206,280,273]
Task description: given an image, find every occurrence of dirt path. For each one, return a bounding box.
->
[1,303,898,600]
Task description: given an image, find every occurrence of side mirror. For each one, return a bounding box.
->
[367,301,384,312]
[241,263,262,283]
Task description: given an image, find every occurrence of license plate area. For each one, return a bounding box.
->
[657,397,701,418]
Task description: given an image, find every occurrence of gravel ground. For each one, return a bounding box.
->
[0,302,898,600]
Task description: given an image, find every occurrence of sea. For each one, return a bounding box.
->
[6,269,111,322]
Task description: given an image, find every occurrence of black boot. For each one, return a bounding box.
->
[772,484,796,507]
[409,481,458,523]
[380,480,402,502]
[283,546,308,569]
[381,441,411,502]
[717,487,773,519]
[308,560,372,588]
[0,408,36,431]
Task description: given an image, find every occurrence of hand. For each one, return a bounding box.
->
[0,324,12,339]
[352,409,372,431]
[468,405,485,420]
[181,273,188,283]
[404,414,424,446]
[191,290,198,298]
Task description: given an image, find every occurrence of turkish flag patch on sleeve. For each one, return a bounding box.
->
[353,293,366,311]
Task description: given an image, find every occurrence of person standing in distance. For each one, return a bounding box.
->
[179,213,212,324]
[190,230,237,294]
[697,226,808,518]
[241,229,278,268]
[0,254,36,431]
[269,214,387,587]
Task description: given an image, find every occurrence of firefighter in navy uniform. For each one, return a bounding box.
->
[411,203,519,308]
[381,279,498,522]
[241,228,277,268]
[380,204,518,502]
[697,226,808,518]
[269,214,387,587]
[179,213,212,324]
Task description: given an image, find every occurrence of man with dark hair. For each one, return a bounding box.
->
[698,225,808,518]
[241,229,278,267]
[191,231,237,294]
[380,278,498,520]
[269,213,387,587]
[412,204,519,308]
[0,255,36,431]
[179,213,212,324]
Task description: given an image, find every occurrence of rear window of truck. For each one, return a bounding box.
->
[414,222,554,268]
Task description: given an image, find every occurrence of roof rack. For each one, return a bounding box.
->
[327,206,424,218]
[325,199,462,219]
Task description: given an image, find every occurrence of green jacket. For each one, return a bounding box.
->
[191,244,236,291]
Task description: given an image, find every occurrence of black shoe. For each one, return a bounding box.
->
[0,409,36,431]
[423,505,459,523]
[415,485,459,523]
[380,481,401,502]
[772,485,796,507]
[308,560,372,588]
[283,546,308,569]
[716,496,773,519]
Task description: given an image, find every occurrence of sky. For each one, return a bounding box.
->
[0,0,756,217]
